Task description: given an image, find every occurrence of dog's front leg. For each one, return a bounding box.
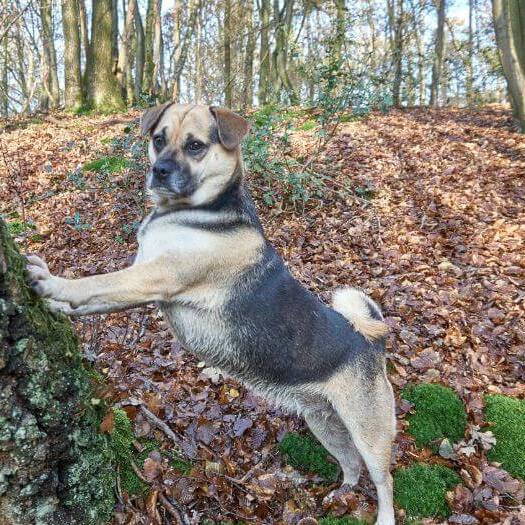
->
[26,254,188,315]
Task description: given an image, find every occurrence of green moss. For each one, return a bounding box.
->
[298,119,317,131]
[82,155,133,174]
[0,219,115,523]
[319,516,368,525]
[6,219,36,236]
[394,463,460,519]
[401,383,467,449]
[485,395,525,480]
[278,432,339,482]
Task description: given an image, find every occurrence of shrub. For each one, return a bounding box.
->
[394,463,460,519]
[278,432,339,481]
[485,395,525,480]
[401,383,467,449]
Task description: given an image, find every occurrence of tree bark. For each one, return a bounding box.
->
[492,0,525,130]
[88,0,125,111]
[62,0,84,111]
[134,4,145,102]
[391,0,404,107]
[224,0,232,107]
[39,0,60,109]
[430,0,446,107]
[116,0,137,100]
[242,0,255,109]
[258,0,271,105]
[0,219,115,525]
[143,0,155,95]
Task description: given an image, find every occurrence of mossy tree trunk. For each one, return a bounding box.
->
[0,218,115,525]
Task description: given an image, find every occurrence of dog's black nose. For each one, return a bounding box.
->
[152,158,177,179]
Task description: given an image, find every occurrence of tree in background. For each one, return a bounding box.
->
[61,0,84,111]
[87,0,125,111]
[39,0,60,109]
[430,0,447,107]
[492,0,525,131]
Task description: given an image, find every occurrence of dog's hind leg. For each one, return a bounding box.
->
[327,367,396,525]
[302,400,362,486]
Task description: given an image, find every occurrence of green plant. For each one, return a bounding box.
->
[82,155,133,175]
[319,516,367,525]
[485,395,525,480]
[394,463,460,519]
[298,119,317,131]
[278,432,339,482]
[65,212,91,231]
[6,219,35,235]
[401,383,467,449]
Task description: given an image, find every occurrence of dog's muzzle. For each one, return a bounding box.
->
[149,158,194,196]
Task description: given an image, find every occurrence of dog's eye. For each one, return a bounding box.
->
[153,135,165,150]
[188,141,205,152]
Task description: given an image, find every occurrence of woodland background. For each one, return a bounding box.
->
[0,1,524,525]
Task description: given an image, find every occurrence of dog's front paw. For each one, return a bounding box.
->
[26,255,65,300]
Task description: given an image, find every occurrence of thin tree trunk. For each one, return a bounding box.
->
[0,219,116,524]
[116,0,136,96]
[430,0,446,107]
[62,0,84,111]
[466,0,474,106]
[151,0,162,99]
[242,0,255,108]
[333,0,346,63]
[79,0,90,94]
[143,0,155,95]
[392,0,404,107]
[492,0,525,130]
[88,0,125,111]
[224,0,232,107]
[258,0,271,105]
[39,0,60,109]
[195,8,203,103]
[0,16,7,116]
[134,4,145,101]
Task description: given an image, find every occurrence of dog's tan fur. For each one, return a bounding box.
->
[26,104,396,525]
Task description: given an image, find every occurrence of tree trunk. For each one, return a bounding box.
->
[258,0,271,105]
[430,0,446,107]
[134,5,145,102]
[143,0,155,95]
[333,0,346,64]
[39,0,60,109]
[492,0,525,130]
[62,0,84,111]
[88,0,125,111]
[151,0,163,99]
[195,8,203,103]
[0,219,115,524]
[391,0,404,107]
[241,0,255,108]
[466,0,474,106]
[224,0,232,107]
[0,6,8,117]
[79,0,90,94]
[116,0,137,100]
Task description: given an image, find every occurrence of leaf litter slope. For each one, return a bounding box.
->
[0,107,523,524]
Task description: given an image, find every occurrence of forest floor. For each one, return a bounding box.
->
[0,105,524,525]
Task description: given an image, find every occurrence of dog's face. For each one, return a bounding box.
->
[141,103,250,208]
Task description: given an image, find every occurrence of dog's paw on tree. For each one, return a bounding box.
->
[0,217,115,525]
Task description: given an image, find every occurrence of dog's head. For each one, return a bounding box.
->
[141,103,250,208]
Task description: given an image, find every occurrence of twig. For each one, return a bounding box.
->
[139,405,183,447]
[158,493,185,525]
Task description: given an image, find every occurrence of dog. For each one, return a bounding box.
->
[26,103,396,525]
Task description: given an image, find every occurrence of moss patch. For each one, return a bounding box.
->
[83,155,133,174]
[278,432,339,482]
[394,463,460,519]
[485,395,525,480]
[319,516,368,525]
[402,383,467,449]
[298,118,317,131]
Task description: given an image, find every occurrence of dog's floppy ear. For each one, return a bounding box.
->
[209,106,250,150]
[140,102,173,135]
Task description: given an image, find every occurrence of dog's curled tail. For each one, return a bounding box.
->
[332,287,389,342]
